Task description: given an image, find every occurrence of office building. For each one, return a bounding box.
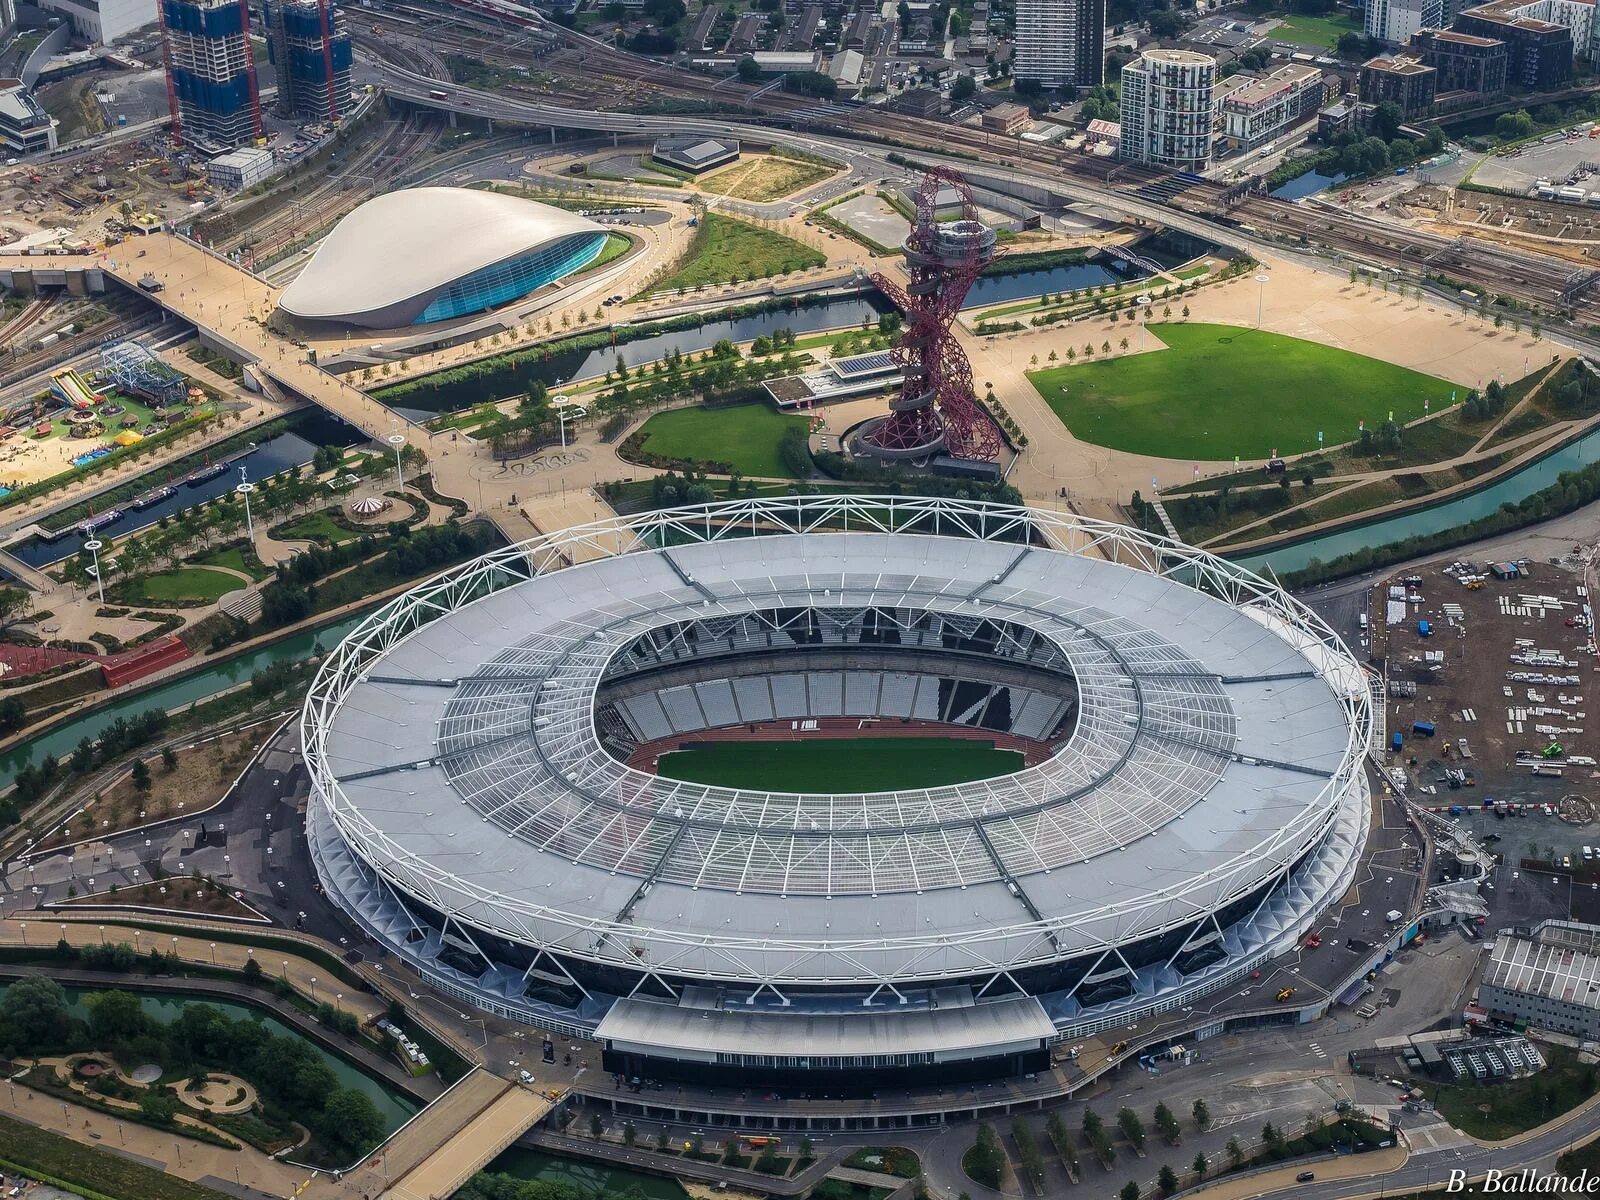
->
[1480,924,1600,1039]
[1013,0,1104,88]
[265,0,352,123]
[982,101,1032,134]
[160,0,262,149]
[1410,27,1508,93]
[0,79,56,153]
[1455,0,1572,86]
[38,0,153,43]
[1220,63,1328,149]
[1358,53,1438,114]
[1119,48,1215,171]
[1367,0,1447,45]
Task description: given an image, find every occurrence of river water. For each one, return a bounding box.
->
[8,411,362,568]
[1230,424,1600,577]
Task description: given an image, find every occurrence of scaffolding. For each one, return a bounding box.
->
[100,340,190,407]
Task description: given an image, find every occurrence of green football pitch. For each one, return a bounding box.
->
[654,736,1024,791]
[1026,322,1459,460]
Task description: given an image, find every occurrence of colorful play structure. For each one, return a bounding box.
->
[49,367,103,409]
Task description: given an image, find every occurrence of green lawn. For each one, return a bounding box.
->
[1027,323,1458,460]
[194,545,267,580]
[1426,1045,1597,1139]
[654,213,826,293]
[276,510,362,544]
[635,402,810,477]
[1272,10,1359,48]
[127,565,245,603]
[586,231,633,272]
[656,737,1023,792]
[0,1111,233,1200]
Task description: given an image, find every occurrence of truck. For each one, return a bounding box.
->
[1386,909,1403,923]
[1413,721,1436,737]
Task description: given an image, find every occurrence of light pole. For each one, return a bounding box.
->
[1255,273,1270,329]
[387,432,406,490]
[236,475,256,545]
[83,538,105,603]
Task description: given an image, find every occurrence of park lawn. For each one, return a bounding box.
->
[656,737,1023,792]
[654,213,825,292]
[634,402,810,477]
[585,231,633,272]
[1272,10,1359,48]
[1027,323,1458,460]
[277,510,362,544]
[699,154,837,202]
[125,565,245,603]
[193,544,267,580]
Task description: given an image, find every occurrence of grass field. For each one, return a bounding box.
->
[1271,10,1359,48]
[654,213,826,292]
[194,545,267,580]
[124,565,244,603]
[656,737,1024,791]
[1427,1045,1597,1139]
[1027,323,1458,460]
[276,510,362,545]
[700,154,837,202]
[634,402,810,476]
[586,231,633,272]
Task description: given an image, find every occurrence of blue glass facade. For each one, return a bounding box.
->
[416,231,608,324]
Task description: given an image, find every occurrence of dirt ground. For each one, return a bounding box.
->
[1377,552,1597,811]
[36,724,271,852]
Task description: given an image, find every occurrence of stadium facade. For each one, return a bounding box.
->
[277,187,609,329]
[304,498,1371,1095]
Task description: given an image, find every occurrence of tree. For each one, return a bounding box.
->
[1083,1108,1104,1138]
[1117,1107,1146,1151]
[161,746,178,773]
[623,1122,637,1146]
[0,587,33,635]
[1120,1183,1141,1200]
[590,1113,605,1139]
[1192,1098,1211,1129]
[951,73,977,101]
[737,55,761,82]
[1372,100,1403,141]
[968,1123,1006,1188]
[131,759,152,794]
[0,975,72,1050]
[320,1087,385,1155]
[138,1093,177,1124]
[1193,1151,1208,1180]
[1495,110,1535,142]
[1226,1136,1245,1167]
[1158,1165,1179,1195]
[86,989,146,1045]
[1153,1102,1180,1144]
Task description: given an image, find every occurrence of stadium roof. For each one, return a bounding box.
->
[278,187,603,325]
[307,501,1366,986]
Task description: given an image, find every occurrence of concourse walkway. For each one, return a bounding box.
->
[377,1071,558,1200]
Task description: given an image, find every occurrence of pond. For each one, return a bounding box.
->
[0,981,420,1136]
[963,258,1145,308]
[1270,170,1349,200]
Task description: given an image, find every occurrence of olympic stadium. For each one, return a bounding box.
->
[302,497,1371,1095]
[276,187,612,329]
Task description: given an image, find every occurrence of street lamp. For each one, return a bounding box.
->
[236,475,256,544]
[387,432,406,490]
[1255,273,1270,329]
[83,538,105,603]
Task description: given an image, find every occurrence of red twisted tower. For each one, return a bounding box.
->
[861,168,1002,462]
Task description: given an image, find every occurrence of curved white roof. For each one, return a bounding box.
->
[277,187,604,323]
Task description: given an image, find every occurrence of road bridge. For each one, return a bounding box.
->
[379,1072,559,1200]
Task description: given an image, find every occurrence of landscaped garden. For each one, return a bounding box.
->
[652,213,825,293]
[1027,323,1459,459]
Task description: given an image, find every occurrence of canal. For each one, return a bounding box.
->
[0,608,371,778]
[1230,422,1600,577]
[0,981,420,1135]
[487,1146,687,1200]
[9,411,362,568]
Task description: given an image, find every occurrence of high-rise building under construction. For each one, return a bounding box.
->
[159,0,262,149]
[266,0,352,123]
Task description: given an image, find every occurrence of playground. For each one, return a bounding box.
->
[0,341,201,490]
